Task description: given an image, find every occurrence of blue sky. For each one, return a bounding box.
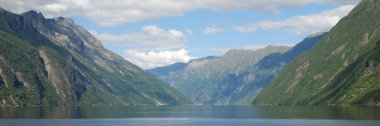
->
[0,0,360,69]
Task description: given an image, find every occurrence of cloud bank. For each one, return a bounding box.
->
[124,49,193,69]
[203,25,224,34]
[0,0,360,26]
[235,5,355,35]
[91,25,186,50]
[90,25,191,69]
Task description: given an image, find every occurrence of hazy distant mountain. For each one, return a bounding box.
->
[254,0,380,106]
[149,46,291,104]
[0,8,191,106]
[257,32,328,70]
[149,30,328,105]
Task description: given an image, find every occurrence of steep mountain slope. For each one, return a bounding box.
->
[257,32,328,70]
[150,46,291,104]
[253,0,380,106]
[0,8,191,106]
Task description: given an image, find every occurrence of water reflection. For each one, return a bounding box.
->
[0,106,379,120]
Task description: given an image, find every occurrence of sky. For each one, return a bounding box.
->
[0,0,361,69]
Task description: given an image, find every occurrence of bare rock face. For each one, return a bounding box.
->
[0,56,10,88]
[0,56,21,89]
[21,11,116,72]
[38,49,76,101]
[15,72,31,88]
[54,17,103,50]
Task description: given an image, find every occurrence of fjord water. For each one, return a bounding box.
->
[1,106,380,126]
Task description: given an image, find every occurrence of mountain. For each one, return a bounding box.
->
[150,32,326,105]
[257,32,328,70]
[0,8,191,106]
[149,46,291,105]
[253,0,380,106]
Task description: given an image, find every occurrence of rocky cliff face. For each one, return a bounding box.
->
[20,10,123,73]
[0,8,191,106]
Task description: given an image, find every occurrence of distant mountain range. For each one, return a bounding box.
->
[0,8,191,106]
[149,31,328,105]
[254,0,380,106]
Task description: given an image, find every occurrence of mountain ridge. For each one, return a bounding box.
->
[150,33,327,105]
[149,46,291,104]
[253,0,380,106]
[0,8,191,106]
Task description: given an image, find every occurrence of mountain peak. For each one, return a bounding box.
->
[263,45,291,50]
[54,17,75,25]
[225,49,252,56]
[189,56,217,62]
[254,45,291,55]
[21,10,45,20]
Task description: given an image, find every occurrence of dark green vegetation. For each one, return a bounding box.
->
[254,0,380,106]
[0,8,191,106]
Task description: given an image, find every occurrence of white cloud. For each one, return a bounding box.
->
[91,25,187,50]
[0,0,360,26]
[234,26,257,33]
[124,49,194,69]
[235,5,355,35]
[42,3,67,13]
[203,25,224,34]
[90,25,190,68]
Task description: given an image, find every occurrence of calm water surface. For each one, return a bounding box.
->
[1,106,380,126]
